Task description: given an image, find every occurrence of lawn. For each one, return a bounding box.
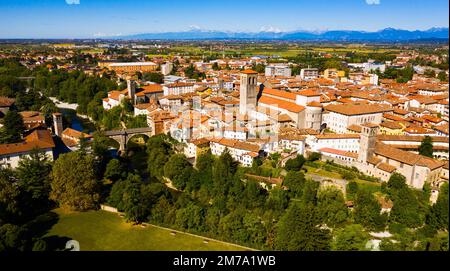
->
[45,209,248,251]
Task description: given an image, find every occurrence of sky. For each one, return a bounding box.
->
[0,0,448,38]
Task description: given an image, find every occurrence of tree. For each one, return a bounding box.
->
[427,183,449,231]
[387,173,424,228]
[301,180,319,205]
[317,187,348,227]
[103,159,125,182]
[50,151,100,211]
[0,174,21,223]
[307,152,321,162]
[331,224,370,251]
[212,62,220,71]
[284,154,306,171]
[266,187,290,213]
[353,190,386,231]
[175,203,205,231]
[16,149,52,215]
[283,171,306,198]
[142,72,164,83]
[164,154,194,190]
[195,151,215,190]
[424,69,436,78]
[437,71,448,82]
[346,181,359,199]
[147,135,172,179]
[0,110,25,143]
[32,239,48,251]
[212,149,238,196]
[0,224,30,251]
[418,136,433,158]
[275,202,331,251]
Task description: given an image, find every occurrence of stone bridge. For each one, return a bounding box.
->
[104,127,153,152]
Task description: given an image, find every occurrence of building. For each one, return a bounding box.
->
[20,111,46,131]
[107,62,158,74]
[210,137,262,167]
[161,62,173,75]
[363,60,386,73]
[184,138,210,163]
[265,65,292,77]
[0,129,55,168]
[322,103,393,134]
[61,128,93,150]
[52,113,63,137]
[300,68,319,80]
[0,96,15,117]
[356,124,445,189]
[239,70,258,115]
[163,82,195,96]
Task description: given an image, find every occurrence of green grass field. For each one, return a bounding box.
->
[46,209,248,251]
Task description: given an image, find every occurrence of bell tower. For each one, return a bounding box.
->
[358,123,379,163]
[52,112,63,137]
[239,70,258,115]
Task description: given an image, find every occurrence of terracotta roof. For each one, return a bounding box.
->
[319,147,358,159]
[297,89,321,97]
[165,82,194,88]
[140,84,163,94]
[62,128,92,139]
[0,97,15,107]
[263,88,297,101]
[316,134,360,139]
[258,95,305,113]
[393,108,409,115]
[306,101,322,107]
[347,124,362,133]
[241,69,258,74]
[367,156,382,165]
[210,137,260,152]
[374,143,444,170]
[377,135,449,143]
[404,127,436,135]
[189,137,210,146]
[325,103,393,116]
[278,114,293,122]
[0,130,54,156]
[377,162,397,173]
[380,121,403,130]
[361,123,379,128]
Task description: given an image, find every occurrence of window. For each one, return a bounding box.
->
[400,163,403,168]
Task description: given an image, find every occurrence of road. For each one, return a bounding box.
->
[49,97,78,110]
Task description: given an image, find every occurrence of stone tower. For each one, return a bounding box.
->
[127,79,136,104]
[239,70,258,115]
[52,112,63,137]
[358,123,379,163]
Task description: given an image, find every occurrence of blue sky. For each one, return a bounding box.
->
[0,0,448,38]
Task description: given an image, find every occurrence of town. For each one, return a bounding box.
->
[0,39,448,252]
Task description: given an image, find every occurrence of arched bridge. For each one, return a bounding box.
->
[104,127,153,152]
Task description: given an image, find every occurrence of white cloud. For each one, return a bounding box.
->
[260,26,282,33]
[189,25,202,30]
[65,0,80,5]
[366,0,380,5]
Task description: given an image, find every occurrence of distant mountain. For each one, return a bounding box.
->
[113,28,449,41]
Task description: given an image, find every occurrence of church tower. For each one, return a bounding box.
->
[52,112,63,137]
[358,123,379,163]
[127,79,136,104]
[239,70,258,115]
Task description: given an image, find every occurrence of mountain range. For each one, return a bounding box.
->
[113,27,449,41]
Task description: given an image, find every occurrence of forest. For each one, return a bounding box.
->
[3,132,446,251]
